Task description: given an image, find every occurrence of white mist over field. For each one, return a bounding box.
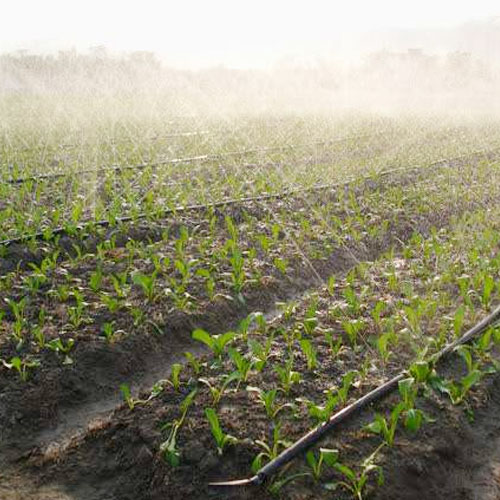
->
[1,0,499,118]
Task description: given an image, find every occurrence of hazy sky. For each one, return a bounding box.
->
[1,0,499,67]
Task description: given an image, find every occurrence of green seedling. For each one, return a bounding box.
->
[305,448,339,481]
[6,297,26,347]
[326,444,385,500]
[300,391,339,424]
[365,402,404,446]
[252,423,291,472]
[2,356,40,381]
[370,300,387,331]
[192,329,235,361]
[453,305,466,338]
[302,316,318,336]
[481,274,495,309]
[46,337,75,364]
[205,407,237,455]
[132,271,157,301]
[327,275,336,296]
[299,338,317,370]
[433,370,483,405]
[337,370,358,404]
[342,319,365,347]
[324,330,343,358]
[228,347,252,382]
[229,248,246,298]
[120,383,137,410]
[409,361,433,383]
[160,389,197,466]
[248,332,274,371]
[199,372,240,406]
[246,386,292,420]
[67,289,88,328]
[376,331,397,364]
[274,357,301,395]
[89,268,103,292]
[184,351,202,375]
[101,322,118,343]
[343,284,361,315]
[169,363,183,391]
[273,257,288,275]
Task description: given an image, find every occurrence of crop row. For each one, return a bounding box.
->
[0,156,498,390]
[24,182,500,500]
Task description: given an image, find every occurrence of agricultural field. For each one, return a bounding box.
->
[1,106,500,500]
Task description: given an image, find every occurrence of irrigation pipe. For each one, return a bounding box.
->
[1,147,498,248]
[211,303,500,487]
[1,133,377,185]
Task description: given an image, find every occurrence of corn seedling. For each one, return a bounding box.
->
[246,386,293,420]
[299,338,317,371]
[305,448,339,482]
[192,329,235,361]
[199,371,240,406]
[365,402,404,446]
[47,337,75,364]
[326,444,385,500]
[132,271,157,302]
[2,356,40,381]
[160,389,197,466]
[274,357,301,395]
[205,407,238,455]
[251,423,291,472]
[228,347,252,383]
[184,351,201,375]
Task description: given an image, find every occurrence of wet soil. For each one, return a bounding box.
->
[1,153,500,499]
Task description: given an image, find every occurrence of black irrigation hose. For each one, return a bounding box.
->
[211,303,500,487]
[0,146,498,248]
[1,133,377,185]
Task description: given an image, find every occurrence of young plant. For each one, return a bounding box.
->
[251,423,291,472]
[327,444,385,500]
[205,407,237,455]
[2,356,40,381]
[246,386,292,420]
[342,319,365,347]
[299,338,317,371]
[184,351,202,375]
[324,330,343,358]
[305,448,339,482]
[274,357,301,395]
[248,332,274,372]
[376,331,397,364]
[228,347,252,383]
[169,363,183,391]
[132,271,157,302]
[46,337,75,364]
[192,329,235,361]
[160,389,197,466]
[198,372,240,406]
[120,383,136,410]
[365,402,404,446]
[101,322,118,343]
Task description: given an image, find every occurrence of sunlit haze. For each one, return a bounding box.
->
[2,0,499,67]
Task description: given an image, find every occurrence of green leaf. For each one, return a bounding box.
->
[404,409,423,433]
[461,369,482,393]
[365,420,382,434]
[205,407,223,445]
[410,361,431,383]
[319,448,339,467]
[192,329,214,349]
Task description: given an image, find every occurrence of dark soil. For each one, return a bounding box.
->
[1,152,500,499]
